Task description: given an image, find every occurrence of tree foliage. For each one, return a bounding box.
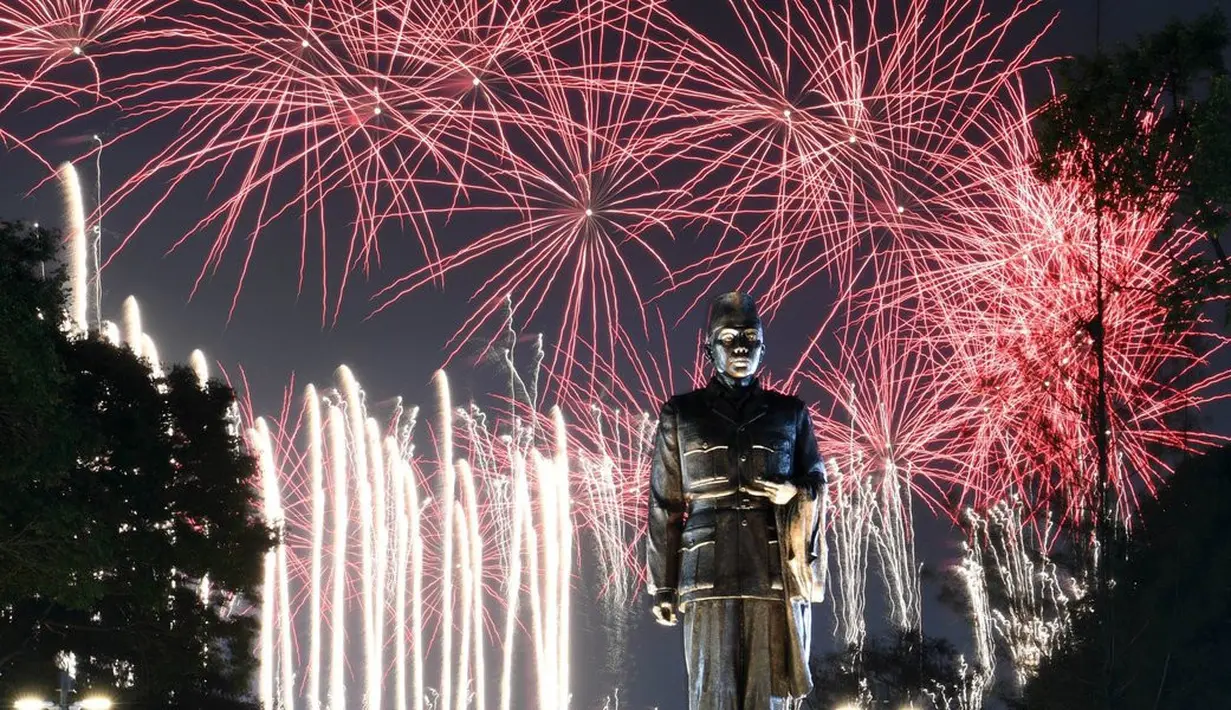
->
[0,221,273,708]
[1021,446,1231,709]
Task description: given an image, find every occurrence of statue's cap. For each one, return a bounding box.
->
[706,291,762,333]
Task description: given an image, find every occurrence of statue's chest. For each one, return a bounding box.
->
[675,410,796,492]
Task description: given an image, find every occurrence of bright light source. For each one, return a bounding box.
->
[301,38,310,48]
[373,106,382,116]
[848,135,857,143]
[72,45,83,55]
[584,208,593,217]
[14,698,48,710]
[782,108,792,118]
[896,205,905,214]
[471,76,481,87]
[78,698,113,710]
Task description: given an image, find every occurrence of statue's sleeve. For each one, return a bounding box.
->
[646,399,684,602]
[791,404,826,501]
[794,404,829,602]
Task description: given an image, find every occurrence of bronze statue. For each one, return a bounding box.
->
[647,291,828,710]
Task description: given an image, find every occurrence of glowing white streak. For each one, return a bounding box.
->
[101,320,121,346]
[338,366,376,710]
[406,459,424,710]
[60,162,88,334]
[121,296,143,358]
[458,460,486,710]
[326,404,348,710]
[306,387,324,710]
[551,408,572,710]
[500,455,528,710]
[366,418,386,710]
[252,420,284,710]
[141,333,162,377]
[453,498,472,710]
[190,349,210,387]
[434,371,455,710]
[390,441,408,710]
[537,448,559,709]
[519,457,546,710]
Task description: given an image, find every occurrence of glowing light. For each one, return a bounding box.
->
[72,45,82,55]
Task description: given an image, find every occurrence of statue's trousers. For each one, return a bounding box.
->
[682,598,805,710]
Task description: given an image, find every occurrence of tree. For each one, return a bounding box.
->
[1021,446,1231,709]
[805,629,982,709]
[1032,16,1231,706]
[0,221,273,708]
[0,222,76,489]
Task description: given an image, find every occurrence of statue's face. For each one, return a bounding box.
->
[709,325,765,380]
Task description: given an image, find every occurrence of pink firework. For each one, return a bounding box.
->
[0,0,167,158]
[372,0,715,389]
[649,0,1050,314]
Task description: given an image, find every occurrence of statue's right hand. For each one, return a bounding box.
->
[651,600,678,626]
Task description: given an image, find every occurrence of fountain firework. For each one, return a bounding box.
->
[247,368,580,710]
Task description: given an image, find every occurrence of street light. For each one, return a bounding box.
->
[12,696,111,710]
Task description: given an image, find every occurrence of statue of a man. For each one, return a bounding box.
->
[647,291,828,710]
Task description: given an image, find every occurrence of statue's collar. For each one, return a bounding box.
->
[707,374,761,396]
[704,376,766,425]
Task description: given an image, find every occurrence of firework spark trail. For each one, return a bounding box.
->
[960,500,1085,691]
[952,512,996,686]
[825,454,873,649]
[870,458,921,631]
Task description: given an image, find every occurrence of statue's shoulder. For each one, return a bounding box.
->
[663,387,709,412]
[760,385,807,412]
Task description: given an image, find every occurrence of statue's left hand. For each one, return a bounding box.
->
[748,479,797,505]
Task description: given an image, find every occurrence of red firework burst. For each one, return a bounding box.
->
[889,88,1231,525]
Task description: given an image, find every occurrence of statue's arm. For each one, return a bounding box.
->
[794,404,829,602]
[790,404,826,500]
[646,399,684,607]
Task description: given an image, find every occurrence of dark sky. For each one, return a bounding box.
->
[0,1,1225,708]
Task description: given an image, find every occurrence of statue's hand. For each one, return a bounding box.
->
[748,479,798,505]
[651,599,678,626]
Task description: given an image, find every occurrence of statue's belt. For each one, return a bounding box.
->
[688,493,776,514]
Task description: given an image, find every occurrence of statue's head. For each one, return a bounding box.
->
[704,291,765,383]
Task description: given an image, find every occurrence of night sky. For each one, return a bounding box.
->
[0,1,1225,708]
